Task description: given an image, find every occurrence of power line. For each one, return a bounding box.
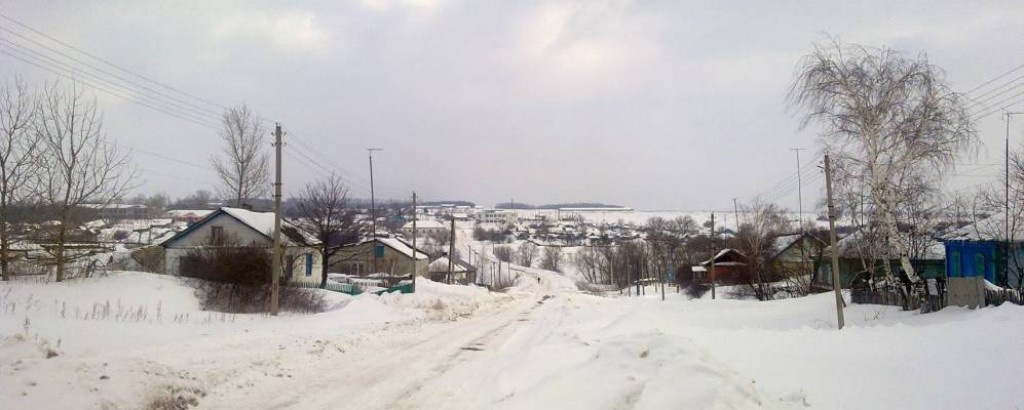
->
[0,43,220,130]
[973,90,1024,121]
[128,146,210,171]
[964,63,1024,95]
[0,24,222,123]
[967,76,1024,109]
[0,12,225,111]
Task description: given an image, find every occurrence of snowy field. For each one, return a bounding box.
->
[508,209,826,231]
[1,269,1023,409]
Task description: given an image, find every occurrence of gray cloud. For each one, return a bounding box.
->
[1,0,1021,210]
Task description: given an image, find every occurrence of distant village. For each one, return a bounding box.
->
[7,193,1016,312]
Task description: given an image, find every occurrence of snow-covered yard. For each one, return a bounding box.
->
[1,269,1022,409]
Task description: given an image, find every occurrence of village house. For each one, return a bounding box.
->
[330,237,429,277]
[160,207,322,284]
[944,211,1024,289]
[814,229,945,289]
[770,232,827,277]
[427,255,477,284]
[693,248,749,284]
[399,218,447,238]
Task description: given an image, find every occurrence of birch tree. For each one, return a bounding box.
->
[789,39,976,283]
[295,174,361,288]
[0,77,41,281]
[36,82,135,282]
[212,105,269,207]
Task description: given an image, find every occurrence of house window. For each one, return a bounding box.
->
[305,254,313,277]
[951,251,961,277]
[211,226,224,244]
[375,245,385,258]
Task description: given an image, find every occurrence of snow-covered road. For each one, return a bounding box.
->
[198,271,559,409]
[195,270,776,409]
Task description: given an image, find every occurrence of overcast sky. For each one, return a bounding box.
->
[1,0,1022,211]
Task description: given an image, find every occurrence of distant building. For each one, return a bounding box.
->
[477,209,515,225]
[400,219,447,237]
[164,209,215,224]
[83,204,153,220]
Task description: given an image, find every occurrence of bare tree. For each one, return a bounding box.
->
[540,246,563,273]
[174,189,214,209]
[493,245,513,262]
[36,82,135,282]
[296,174,362,288]
[0,77,41,281]
[731,199,792,300]
[789,39,976,283]
[212,105,269,207]
[517,241,538,267]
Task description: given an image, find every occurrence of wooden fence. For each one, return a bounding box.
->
[854,283,1024,312]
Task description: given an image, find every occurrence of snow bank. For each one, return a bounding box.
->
[377,278,506,321]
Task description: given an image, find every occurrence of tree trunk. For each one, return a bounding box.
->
[55,223,66,282]
[320,244,329,288]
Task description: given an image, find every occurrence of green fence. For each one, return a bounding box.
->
[290,281,415,296]
[290,280,363,295]
[375,283,414,295]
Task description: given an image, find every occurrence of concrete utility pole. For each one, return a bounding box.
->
[710,212,716,300]
[732,198,740,229]
[824,154,845,330]
[411,192,417,293]
[270,124,283,316]
[367,148,382,273]
[447,216,456,284]
[791,148,805,229]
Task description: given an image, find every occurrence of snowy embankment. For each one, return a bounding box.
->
[0,271,503,409]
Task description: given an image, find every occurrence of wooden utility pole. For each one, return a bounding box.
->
[710,212,716,300]
[447,216,455,284]
[824,154,845,330]
[270,124,283,316]
[411,192,417,293]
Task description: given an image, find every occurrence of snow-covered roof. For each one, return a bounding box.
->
[164,209,214,216]
[220,207,319,245]
[355,237,429,260]
[699,248,746,266]
[947,211,1024,241]
[428,256,471,273]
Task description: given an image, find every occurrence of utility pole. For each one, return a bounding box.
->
[824,154,845,330]
[791,148,805,229]
[1006,113,1023,244]
[447,216,456,285]
[270,124,283,316]
[411,192,417,293]
[732,198,740,230]
[710,212,716,300]
[367,148,382,273]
